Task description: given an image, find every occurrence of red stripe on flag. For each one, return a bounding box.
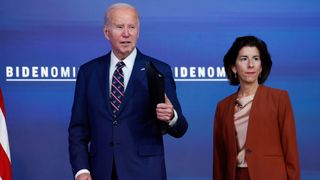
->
[0,88,12,180]
[0,145,12,180]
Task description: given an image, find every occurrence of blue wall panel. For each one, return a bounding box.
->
[1,0,320,179]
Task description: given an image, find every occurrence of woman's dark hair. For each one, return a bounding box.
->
[223,35,272,86]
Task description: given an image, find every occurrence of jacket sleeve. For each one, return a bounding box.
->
[278,91,300,180]
[68,67,91,176]
[213,103,225,180]
[163,65,188,138]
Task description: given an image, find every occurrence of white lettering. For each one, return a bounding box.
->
[174,67,178,77]
[216,67,225,77]
[51,66,58,78]
[22,66,29,77]
[4,65,225,82]
[6,66,13,77]
[207,67,215,77]
[72,67,77,77]
[180,67,188,78]
[16,66,20,77]
[61,67,70,77]
[198,67,206,78]
[189,67,196,78]
[32,66,39,77]
[41,67,49,77]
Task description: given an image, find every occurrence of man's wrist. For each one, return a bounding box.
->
[75,169,90,179]
[168,109,178,126]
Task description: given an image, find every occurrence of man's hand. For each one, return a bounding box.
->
[156,95,174,122]
[76,173,92,180]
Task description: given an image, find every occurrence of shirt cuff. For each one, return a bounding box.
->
[75,169,90,179]
[168,109,178,127]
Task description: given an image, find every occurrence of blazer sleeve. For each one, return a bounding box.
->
[163,65,188,138]
[278,91,300,180]
[68,67,91,176]
[213,103,225,180]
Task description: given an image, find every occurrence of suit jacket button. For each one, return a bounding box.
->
[109,142,114,147]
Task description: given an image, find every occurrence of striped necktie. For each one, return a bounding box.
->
[110,61,125,116]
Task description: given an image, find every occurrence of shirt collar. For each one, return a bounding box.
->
[110,48,137,70]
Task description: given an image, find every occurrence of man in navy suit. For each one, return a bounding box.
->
[68,3,188,180]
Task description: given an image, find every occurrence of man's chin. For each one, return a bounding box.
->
[116,49,133,59]
[121,49,134,55]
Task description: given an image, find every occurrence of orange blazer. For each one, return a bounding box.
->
[213,85,300,180]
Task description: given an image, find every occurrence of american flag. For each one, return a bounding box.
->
[0,88,12,180]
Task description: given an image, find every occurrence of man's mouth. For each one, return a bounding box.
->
[120,41,131,44]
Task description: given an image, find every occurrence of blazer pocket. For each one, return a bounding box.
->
[138,145,164,156]
[262,155,287,178]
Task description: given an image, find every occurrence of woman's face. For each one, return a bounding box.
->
[232,46,262,86]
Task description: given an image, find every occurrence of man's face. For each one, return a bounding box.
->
[104,7,139,60]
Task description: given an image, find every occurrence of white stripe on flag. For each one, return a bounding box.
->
[0,104,11,162]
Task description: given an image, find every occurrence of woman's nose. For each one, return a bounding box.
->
[248,59,254,68]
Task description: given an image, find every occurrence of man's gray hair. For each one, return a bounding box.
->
[104,3,139,25]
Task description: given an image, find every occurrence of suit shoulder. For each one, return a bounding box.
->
[259,85,288,97]
[217,92,237,107]
[79,54,108,72]
[143,54,171,68]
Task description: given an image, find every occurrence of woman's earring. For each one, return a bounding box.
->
[234,72,237,78]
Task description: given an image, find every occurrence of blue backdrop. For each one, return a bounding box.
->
[1,0,320,179]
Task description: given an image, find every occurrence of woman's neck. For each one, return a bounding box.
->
[238,83,259,98]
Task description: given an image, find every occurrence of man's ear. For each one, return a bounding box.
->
[103,25,110,40]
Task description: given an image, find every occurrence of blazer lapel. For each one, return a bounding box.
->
[226,93,239,153]
[244,85,263,148]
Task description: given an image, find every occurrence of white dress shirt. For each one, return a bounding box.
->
[109,48,136,93]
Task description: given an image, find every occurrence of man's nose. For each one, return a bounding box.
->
[122,28,130,37]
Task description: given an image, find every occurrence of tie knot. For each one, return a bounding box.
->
[116,61,125,69]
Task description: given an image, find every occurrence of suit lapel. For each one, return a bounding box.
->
[102,52,113,116]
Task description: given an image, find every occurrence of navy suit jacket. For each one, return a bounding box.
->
[68,50,188,180]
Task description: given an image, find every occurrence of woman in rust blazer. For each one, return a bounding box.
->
[213,36,300,180]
